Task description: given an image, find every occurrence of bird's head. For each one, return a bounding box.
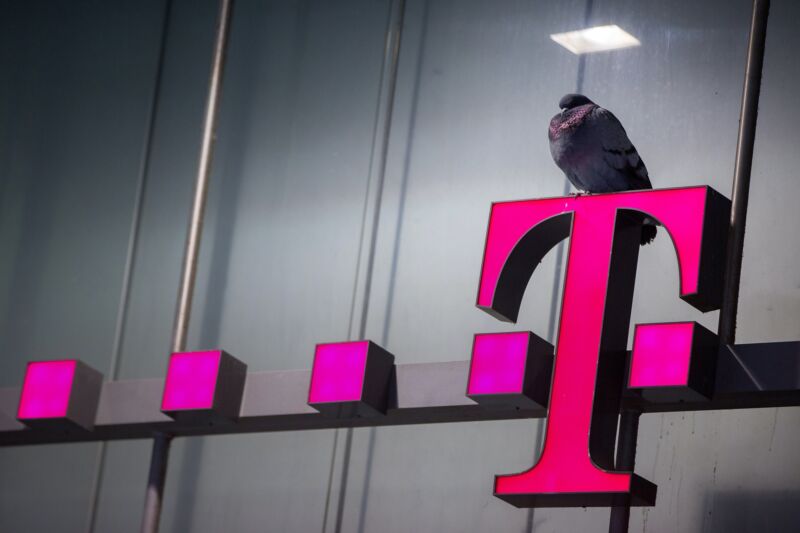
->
[549,93,597,139]
[559,94,595,114]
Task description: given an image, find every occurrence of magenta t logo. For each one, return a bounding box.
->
[476,186,729,507]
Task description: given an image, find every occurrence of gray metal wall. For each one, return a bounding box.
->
[0,0,798,532]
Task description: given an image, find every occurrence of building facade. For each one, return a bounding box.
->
[1,0,798,531]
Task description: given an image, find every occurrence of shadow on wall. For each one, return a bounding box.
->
[704,490,800,532]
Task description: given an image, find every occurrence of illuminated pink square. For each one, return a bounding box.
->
[628,321,717,402]
[17,360,77,420]
[629,323,694,388]
[17,359,103,431]
[161,350,246,422]
[308,341,394,417]
[469,333,529,395]
[467,332,552,408]
[309,341,369,404]
[162,351,222,411]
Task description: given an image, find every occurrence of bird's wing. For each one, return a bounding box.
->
[591,107,652,190]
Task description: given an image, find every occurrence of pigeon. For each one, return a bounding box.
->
[548,94,657,245]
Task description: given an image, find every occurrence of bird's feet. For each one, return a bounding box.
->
[569,191,588,197]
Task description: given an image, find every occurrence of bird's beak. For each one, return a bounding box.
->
[561,108,567,117]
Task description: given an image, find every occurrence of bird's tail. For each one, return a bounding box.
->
[640,224,657,245]
[619,212,659,245]
[640,215,660,245]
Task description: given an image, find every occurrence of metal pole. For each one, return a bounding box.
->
[140,1,234,532]
[718,0,771,346]
[171,0,234,355]
[608,410,641,533]
[140,433,173,533]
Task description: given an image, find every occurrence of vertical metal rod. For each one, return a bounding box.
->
[140,433,173,533]
[608,410,641,533]
[171,0,234,355]
[140,1,234,532]
[718,0,771,346]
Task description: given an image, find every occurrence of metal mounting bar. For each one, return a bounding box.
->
[0,341,796,446]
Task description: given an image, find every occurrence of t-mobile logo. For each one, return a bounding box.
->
[473,186,729,507]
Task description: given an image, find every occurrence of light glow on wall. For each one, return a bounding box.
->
[550,25,640,55]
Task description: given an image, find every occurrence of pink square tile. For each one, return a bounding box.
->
[468,332,530,396]
[162,351,222,411]
[308,341,369,404]
[629,323,694,388]
[17,360,77,420]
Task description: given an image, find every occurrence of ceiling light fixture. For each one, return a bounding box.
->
[550,24,640,55]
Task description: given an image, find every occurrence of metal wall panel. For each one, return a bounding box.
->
[0,2,167,531]
[334,1,794,533]
[739,0,800,344]
[0,0,166,387]
[628,1,800,531]
[573,3,750,531]
[585,1,800,532]
[340,1,589,531]
[91,1,220,530]
[97,1,394,532]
